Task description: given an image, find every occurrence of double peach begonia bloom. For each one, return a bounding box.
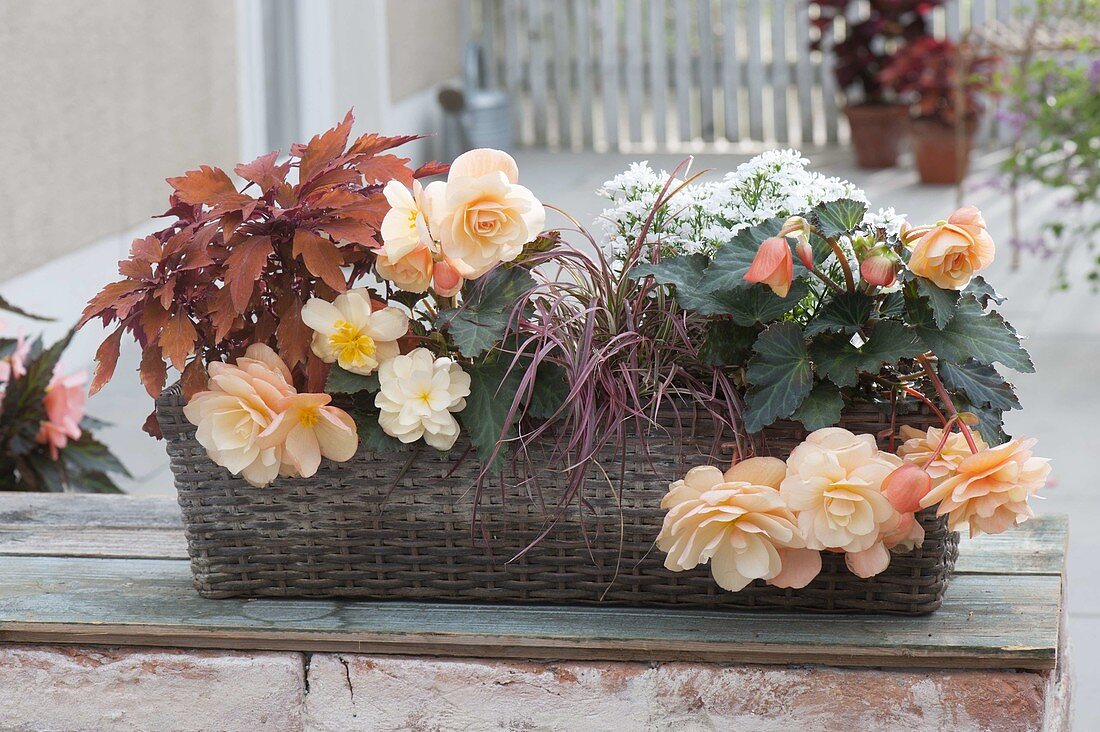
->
[423,148,546,279]
[376,148,545,295]
[907,205,996,290]
[897,424,988,484]
[36,370,88,459]
[780,427,905,579]
[919,437,1050,538]
[184,344,358,487]
[657,459,821,592]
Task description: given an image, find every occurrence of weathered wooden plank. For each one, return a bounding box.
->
[0,527,188,559]
[819,14,840,144]
[673,0,693,142]
[720,0,742,141]
[648,0,669,145]
[0,492,181,529]
[770,0,790,143]
[502,0,523,139]
[0,555,1060,669]
[552,0,573,149]
[599,0,620,149]
[624,0,644,143]
[528,0,549,146]
[745,0,765,141]
[574,0,595,149]
[954,515,1068,576]
[696,0,716,142]
[793,0,815,144]
[0,493,1067,576]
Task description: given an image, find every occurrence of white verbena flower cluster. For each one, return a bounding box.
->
[597,150,901,261]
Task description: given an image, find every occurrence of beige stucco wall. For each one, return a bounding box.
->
[385,0,462,103]
[0,0,239,280]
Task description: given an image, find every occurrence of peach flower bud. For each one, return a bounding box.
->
[860,249,900,288]
[795,238,814,270]
[909,205,996,290]
[432,258,465,298]
[919,437,1050,538]
[743,237,794,297]
[881,463,933,514]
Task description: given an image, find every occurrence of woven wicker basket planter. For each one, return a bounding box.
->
[157,385,958,614]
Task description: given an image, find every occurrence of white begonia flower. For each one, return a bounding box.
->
[301,288,409,376]
[380,180,436,260]
[374,347,472,450]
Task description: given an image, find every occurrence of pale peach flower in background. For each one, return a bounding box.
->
[183,344,295,487]
[780,428,903,578]
[743,237,794,297]
[302,289,408,375]
[898,425,988,484]
[920,437,1050,537]
[881,512,926,553]
[375,243,435,294]
[36,370,87,459]
[374,347,471,450]
[657,464,819,592]
[258,393,358,479]
[908,205,996,290]
[424,148,545,278]
[0,326,29,383]
[380,180,434,260]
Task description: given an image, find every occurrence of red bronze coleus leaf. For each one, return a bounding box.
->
[224,235,273,310]
[89,326,124,397]
[293,229,347,293]
[79,109,423,418]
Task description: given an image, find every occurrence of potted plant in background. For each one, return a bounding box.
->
[809,0,942,169]
[879,37,998,185]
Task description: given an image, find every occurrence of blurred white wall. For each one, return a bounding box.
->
[0,0,239,279]
[0,0,460,282]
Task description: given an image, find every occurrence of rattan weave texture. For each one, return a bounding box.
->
[158,385,957,614]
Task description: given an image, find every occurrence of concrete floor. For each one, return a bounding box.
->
[2,145,1094,722]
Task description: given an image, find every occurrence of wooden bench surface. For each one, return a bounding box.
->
[0,493,1067,670]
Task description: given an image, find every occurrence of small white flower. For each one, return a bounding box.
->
[374,348,472,450]
[380,180,434,260]
[301,289,409,376]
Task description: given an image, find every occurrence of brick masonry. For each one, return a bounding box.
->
[0,645,1072,731]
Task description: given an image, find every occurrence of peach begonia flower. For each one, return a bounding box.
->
[35,370,88,459]
[780,427,904,579]
[897,425,988,485]
[859,248,900,288]
[257,392,358,480]
[743,237,794,297]
[183,344,297,487]
[0,328,30,383]
[374,347,471,450]
[919,437,1050,538]
[908,205,996,290]
[424,148,545,278]
[657,461,821,592]
[301,289,409,376]
[376,243,435,294]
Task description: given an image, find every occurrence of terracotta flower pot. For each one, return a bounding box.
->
[844,104,908,169]
[910,118,977,185]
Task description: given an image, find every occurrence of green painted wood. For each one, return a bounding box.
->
[0,555,1060,669]
[954,515,1068,576]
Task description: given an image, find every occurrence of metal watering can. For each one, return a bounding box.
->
[439,43,513,160]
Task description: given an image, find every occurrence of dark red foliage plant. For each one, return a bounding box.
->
[79,111,447,436]
[809,0,945,104]
[878,37,999,125]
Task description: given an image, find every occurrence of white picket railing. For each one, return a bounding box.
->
[460,0,1030,151]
